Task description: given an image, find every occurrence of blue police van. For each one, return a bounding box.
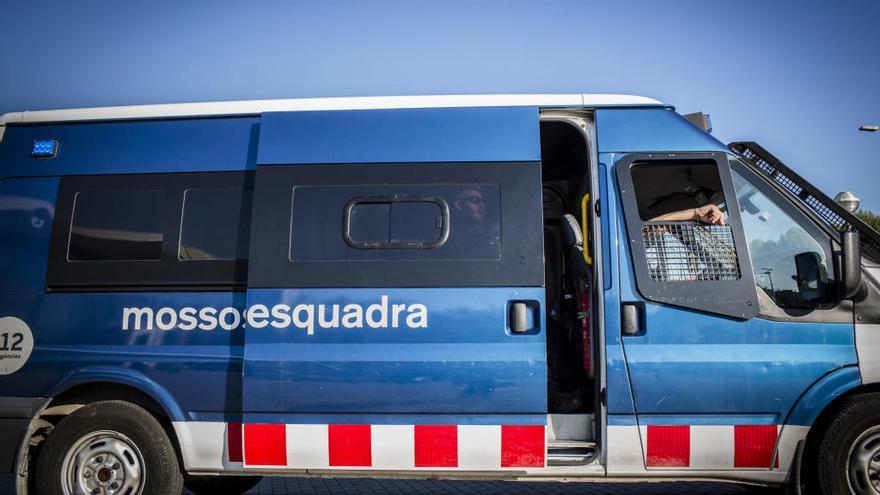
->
[0,94,878,495]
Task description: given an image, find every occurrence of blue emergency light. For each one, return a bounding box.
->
[32,140,58,158]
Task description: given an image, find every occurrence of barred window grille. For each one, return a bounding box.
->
[642,223,742,282]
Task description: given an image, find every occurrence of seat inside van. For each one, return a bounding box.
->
[539,120,595,424]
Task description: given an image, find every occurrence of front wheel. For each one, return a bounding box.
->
[35,400,183,495]
[817,393,880,495]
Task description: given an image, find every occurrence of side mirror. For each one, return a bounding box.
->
[842,231,863,299]
[794,252,827,304]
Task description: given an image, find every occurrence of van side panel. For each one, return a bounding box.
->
[243,287,547,419]
[595,109,727,154]
[0,118,260,426]
[257,107,540,165]
[0,117,260,178]
[0,291,246,420]
[238,107,548,472]
[0,178,57,294]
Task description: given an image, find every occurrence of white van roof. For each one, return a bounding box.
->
[0,93,665,126]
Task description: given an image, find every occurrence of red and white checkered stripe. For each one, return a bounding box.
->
[607,423,807,478]
[175,420,807,480]
[221,423,545,470]
[640,424,781,469]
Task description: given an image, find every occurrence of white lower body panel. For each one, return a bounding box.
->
[606,423,808,484]
[174,421,806,484]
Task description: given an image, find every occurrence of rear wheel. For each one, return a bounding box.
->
[817,393,880,494]
[35,400,183,495]
[184,475,262,494]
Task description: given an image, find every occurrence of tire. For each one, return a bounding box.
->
[35,400,183,495]
[816,393,880,495]
[184,475,262,495]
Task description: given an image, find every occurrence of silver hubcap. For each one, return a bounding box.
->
[848,425,880,494]
[60,430,145,495]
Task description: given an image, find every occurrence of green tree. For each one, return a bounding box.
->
[857,210,880,233]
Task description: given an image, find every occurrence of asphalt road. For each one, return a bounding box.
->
[224,477,785,495]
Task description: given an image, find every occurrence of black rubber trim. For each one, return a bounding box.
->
[0,397,48,474]
[0,419,28,473]
[0,396,48,419]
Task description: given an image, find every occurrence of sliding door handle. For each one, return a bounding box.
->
[621,302,643,336]
[511,302,529,333]
[508,301,539,334]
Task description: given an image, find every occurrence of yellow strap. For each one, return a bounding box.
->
[580,194,593,265]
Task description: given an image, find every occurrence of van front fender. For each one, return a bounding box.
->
[785,365,861,427]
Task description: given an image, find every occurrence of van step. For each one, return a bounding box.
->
[547,441,596,466]
[548,414,593,442]
[547,440,596,450]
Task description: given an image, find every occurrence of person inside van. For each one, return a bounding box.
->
[646,203,732,281]
[651,204,725,225]
[454,188,487,223]
[450,187,500,254]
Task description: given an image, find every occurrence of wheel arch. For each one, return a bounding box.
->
[44,367,186,422]
[785,365,862,428]
[802,381,880,450]
[15,368,187,494]
[787,366,880,489]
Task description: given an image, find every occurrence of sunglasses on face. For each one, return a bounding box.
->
[459,195,484,205]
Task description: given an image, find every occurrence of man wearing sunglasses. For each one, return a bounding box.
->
[453,188,486,223]
[448,187,500,258]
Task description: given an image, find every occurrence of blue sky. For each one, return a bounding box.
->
[2,0,878,211]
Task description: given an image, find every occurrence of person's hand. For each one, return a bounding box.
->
[694,204,725,225]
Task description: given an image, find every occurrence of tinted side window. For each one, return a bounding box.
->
[179,188,253,261]
[291,184,501,261]
[248,162,543,288]
[68,190,165,261]
[47,171,253,291]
